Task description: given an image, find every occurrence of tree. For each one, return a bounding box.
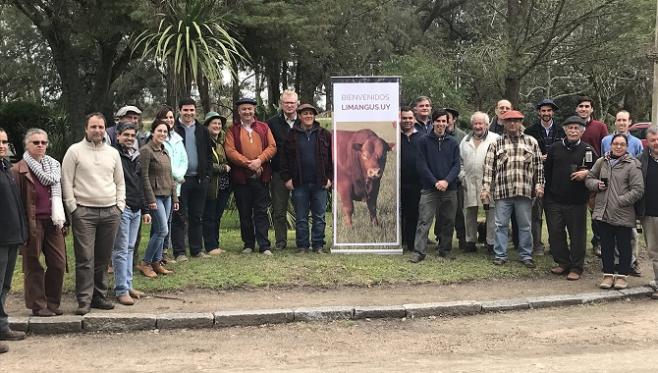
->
[133,0,249,112]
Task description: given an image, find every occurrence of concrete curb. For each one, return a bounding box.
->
[8,286,654,335]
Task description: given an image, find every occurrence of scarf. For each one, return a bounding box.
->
[23,152,66,228]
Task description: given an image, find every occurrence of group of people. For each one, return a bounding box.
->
[0,91,332,353]
[400,96,658,294]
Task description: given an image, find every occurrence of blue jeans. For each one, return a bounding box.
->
[112,207,141,296]
[202,188,231,250]
[292,183,328,249]
[144,196,171,263]
[494,197,533,261]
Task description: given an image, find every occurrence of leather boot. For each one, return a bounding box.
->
[139,261,157,278]
[152,261,173,275]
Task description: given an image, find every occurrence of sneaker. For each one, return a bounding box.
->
[262,249,273,256]
[409,252,425,263]
[492,258,506,266]
[192,252,210,259]
[0,329,26,341]
[90,298,115,310]
[599,274,615,289]
[241,248,254,254]
[629,263,641,277]
[175,255,188,262]
[117,294,135,306]
[522,259,536,269]
[207,248,225,256]
[613,276,628,289]
[566,272,581,281]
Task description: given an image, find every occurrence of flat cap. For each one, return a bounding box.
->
[536,98,559,110]
[235,97,257,106]
[296,103,318,115]
[561,115,586,127]
[500,110,525,120]
[115,105,142,117]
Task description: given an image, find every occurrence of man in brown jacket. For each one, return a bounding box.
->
[225,97,277,255]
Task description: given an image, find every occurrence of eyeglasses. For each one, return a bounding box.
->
[612,143,627,147]
[0,140,9,145]
[32,141,49,146]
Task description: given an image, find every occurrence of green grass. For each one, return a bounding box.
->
[10,209,606,293]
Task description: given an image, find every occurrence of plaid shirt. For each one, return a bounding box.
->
[482,133,544,200]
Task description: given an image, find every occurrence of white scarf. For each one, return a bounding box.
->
[23,152,66,228]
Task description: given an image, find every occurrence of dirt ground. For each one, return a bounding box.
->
[2,299,657,372]
[5,270,654,317]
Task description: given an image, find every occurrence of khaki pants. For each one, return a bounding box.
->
[71,206,120,306]
[642,216,658,283]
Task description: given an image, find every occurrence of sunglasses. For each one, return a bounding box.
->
[32,141,49,146]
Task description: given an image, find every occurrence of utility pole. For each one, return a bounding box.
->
[653,0,658,126]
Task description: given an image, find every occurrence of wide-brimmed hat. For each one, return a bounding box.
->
[500,110,524,120]
[443,107,460,118]
[115,105,142,117]
[296,103,318,115]
[204,111,227,127]
[536,98,559,110]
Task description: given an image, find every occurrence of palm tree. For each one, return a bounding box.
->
[133,0,249,110]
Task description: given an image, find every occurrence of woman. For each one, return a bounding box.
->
[202,112,231,255]
[140,119,179,277]
[586,134,644,290]
[12,128,66,317]
[155,106,188,263]
[0,128,27,352]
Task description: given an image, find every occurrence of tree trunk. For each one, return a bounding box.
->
[199,73,211,114]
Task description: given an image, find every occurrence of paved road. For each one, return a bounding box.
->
[2,298,657,372]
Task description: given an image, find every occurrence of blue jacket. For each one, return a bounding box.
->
[415,131,460,190]
[601,133,643,158]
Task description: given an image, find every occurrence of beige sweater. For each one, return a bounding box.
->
[62,138,126,213]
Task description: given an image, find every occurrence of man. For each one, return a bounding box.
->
[601,110,643,157]
[460,112,500,254]
[489,99,512,135]
[436,107,467,251]
[410,110,460,263]
[113,123,149,305]
[481,110,544,268]
[576,96,608,257]
[413,96,433,134]
[523,98,565,256]
[225,97,277,255]
[62,113,125,315]
[171,97,213,261]
[280,104,332,254]
[544,116,596,280]
[105,105,142,146]
[0,128,27,353]
[267,89,298,251]
[399,106,422,251]
[637,127,658,299]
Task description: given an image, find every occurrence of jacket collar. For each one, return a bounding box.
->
[16,160,34,183]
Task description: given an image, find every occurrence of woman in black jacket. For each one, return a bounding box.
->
[0,128,28,352]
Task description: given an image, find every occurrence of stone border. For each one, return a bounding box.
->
[8,286,654,335]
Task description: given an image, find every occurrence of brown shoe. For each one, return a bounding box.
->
[129,289,145,299]
[0,329,26,341]
[208,248,225,256]
[599,274,615,289]
[550,266,568,275]
[47,307,64,316]
[152,261,173,275]
[566,272,581,281]
[32,308,56,317]
[614,275,628,289]
[139,261,157,278]
[116,294,135,306]
[0,341,8,353]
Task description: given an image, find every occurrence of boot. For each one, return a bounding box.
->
[129,289,145,299]
[138,261,157,278]
[152,261,173,275]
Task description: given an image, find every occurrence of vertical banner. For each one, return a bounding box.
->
[332,76,401,254]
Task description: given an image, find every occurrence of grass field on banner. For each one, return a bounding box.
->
[333,121,398,246]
